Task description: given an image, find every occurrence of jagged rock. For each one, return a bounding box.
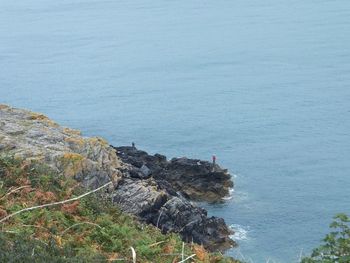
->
[114,146,236,250]
[140,164,151,177]
[115,146,234,202]
[153,196,234,251]
[0,105,123,188]
[112,178,168,215]
[165,157,234,202]
[0,105,235,252]
[111,176,235,251]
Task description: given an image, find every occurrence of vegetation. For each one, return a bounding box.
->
[0,155,238,263]
[302,214,350,263]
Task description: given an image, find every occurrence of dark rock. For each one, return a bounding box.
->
[150,196,234,251]
[115,146,233,203]
[0,105,235,252]
[111,177,235,251]
[112,178,168,216]
[128,166,151,179]
[115,146,167,172]
[112,146,236,251]
[140,164,151,177]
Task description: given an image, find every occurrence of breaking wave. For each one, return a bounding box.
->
[229,224,249,241]
[223,188,234,200]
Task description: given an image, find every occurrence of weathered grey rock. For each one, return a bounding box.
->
[0,105,235,252]
[153,196,234,251]
[111,176,235,251]
[140,164,151,177]
[114,146,236,251]
[115,146,234,202]
[0,104,123,188]
[112,178,167,215]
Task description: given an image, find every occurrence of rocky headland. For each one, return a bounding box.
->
[0,104,235,251]
[115,146,233,203]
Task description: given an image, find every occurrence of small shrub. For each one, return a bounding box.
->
[302,213,350,263]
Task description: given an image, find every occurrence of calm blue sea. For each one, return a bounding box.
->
[1,0,350,261]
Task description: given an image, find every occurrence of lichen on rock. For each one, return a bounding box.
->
[0,104,235,252]
[0,105,122,188]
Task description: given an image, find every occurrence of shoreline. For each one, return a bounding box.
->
[0,104,236,252]
[114,145,236,251]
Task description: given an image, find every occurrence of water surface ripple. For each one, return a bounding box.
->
[1,0,350,262]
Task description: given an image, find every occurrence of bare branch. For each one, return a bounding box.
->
[148,240,165,247]
[177,254,196,263]
[130,246,136,263]
[0,181,113,224]
[181,242,185,261]
[0,185,32,200]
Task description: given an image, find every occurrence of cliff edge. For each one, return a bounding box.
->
[0,104,235,251]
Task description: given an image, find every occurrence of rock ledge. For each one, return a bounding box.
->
[0,105,235,251]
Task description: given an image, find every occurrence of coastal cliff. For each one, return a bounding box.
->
[0,104,122,190]
[0,105,235,255]
[115,146,233,203]
[114,146,235,250]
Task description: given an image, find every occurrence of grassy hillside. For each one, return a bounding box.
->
[0,156,239,263]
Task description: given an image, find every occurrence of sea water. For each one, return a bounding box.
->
[1,0,350,261]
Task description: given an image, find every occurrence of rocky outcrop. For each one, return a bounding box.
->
[113,146,235,250]
[115,146,233,202]
[0,105,235,251]
[111,176,235,251]
[0,105,123,189]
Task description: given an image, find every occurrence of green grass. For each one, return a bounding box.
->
[0,156,239,263]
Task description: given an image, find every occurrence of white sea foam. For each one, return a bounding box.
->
[229,224,249,241]
[223,188,234,200]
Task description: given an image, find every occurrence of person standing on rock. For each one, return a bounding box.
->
[132,142,136,149]
[212,155,217,172]
[212,155,216,166]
